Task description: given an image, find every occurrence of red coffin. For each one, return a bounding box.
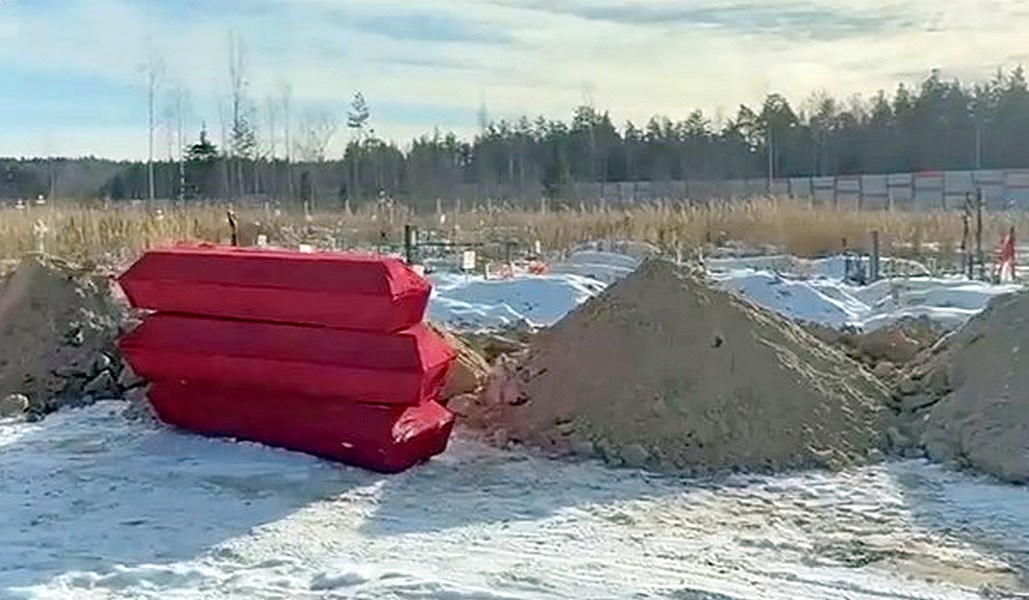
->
[148,382,455,473]
[118,314,456,405]
[118,245,431,332]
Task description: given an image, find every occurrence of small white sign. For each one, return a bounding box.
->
[533,240,542,256]
[461,250,477,271]
[298,244,314,253]
[256,234,268,247]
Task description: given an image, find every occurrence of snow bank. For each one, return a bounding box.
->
[428,272,607,330]
[427,249,634,330]
[427,246,1019,333]
[546,250,643,284]
[706,254,931,280]
[712,270,1020,332]
[2,403,1027,599]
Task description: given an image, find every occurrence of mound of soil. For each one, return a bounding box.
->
[807,318,947,384]
[427,323,491,400]
[468,259,892,474]
[894,291,1029,482]
[0,254,125,414]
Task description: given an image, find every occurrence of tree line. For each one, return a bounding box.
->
[4,65,1029,211]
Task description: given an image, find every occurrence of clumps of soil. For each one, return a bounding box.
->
[466,259,893,474]
[807,318,947,383]
[0,254,134,417]
[456,328,532,364]
[892,291,1029,482]
[427,323,491,401]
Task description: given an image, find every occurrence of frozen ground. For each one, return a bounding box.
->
[5,248,1026,599]
[427,250,1022,332]
[2,403,1028,600]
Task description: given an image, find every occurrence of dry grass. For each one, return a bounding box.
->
[1,198,1025,267]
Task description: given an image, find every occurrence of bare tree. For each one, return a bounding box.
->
[265,96,279,159]
[167,84,191,202]
[138,40,165,205]
[296,108,338,162]
[160,102,175,162]
[265,96,279,197]
[249,102,262,195]
[217,98,231,198]
[227,32,256,198]
[279,79,294,201]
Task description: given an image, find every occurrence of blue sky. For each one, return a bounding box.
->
[1,0,1027,159]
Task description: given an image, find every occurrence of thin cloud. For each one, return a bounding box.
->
[2,0,1029,159]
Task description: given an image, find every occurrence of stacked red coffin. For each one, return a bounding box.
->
[116,244,458,473]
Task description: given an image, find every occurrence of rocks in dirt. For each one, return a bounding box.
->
[0,254,129,414]
[470,259,892,474]
[92,353,114,376]
[807,318,946,380]
[122,385,156,422]
[445,393,481,418]
[873,362,898,380]
[895,291,1029,483]
[458,326,534,364]
[83,370,118,398]
[0,393,29,417]
[854,327,922,365]
[117,363,146,391]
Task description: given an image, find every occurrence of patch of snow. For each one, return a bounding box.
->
[546,251,641,284]
[427,250,1021,333]
[706,254,932,280]
[2,404,1028,599]
[428,272,608,330]
[712,269,1021,331]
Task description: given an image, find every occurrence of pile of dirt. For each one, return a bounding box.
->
[427,323,491,401]
[806,318,946,382]
[893,291,1029,482]
[466,259,892,474]
[0,254,131,416]
[456,327,533,364]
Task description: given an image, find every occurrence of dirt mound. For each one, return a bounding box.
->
[427,323,491,400]
[0,254,125,414]
[807,318,947,384]
[469,259,892,474]
[894,291,1029,482]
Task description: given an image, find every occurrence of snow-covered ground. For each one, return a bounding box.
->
[428,272,606,330]
[3,403,1028,599]
[711,270,1021,331]
[427,250,1022,332]
[5,247,1028,599]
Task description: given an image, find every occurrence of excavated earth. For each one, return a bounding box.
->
[463,259,894,475]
